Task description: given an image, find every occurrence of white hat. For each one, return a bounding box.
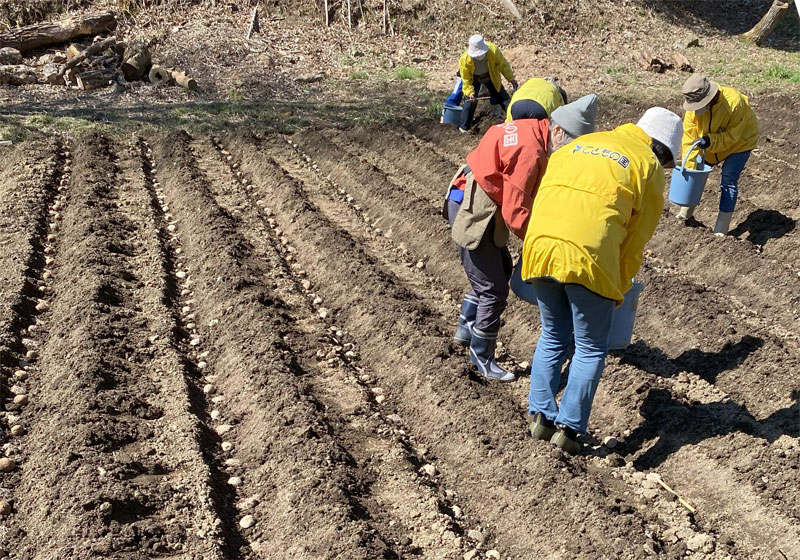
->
[468,34,489,58]
[636,107,683,165]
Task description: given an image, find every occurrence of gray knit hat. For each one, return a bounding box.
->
[551,93,598,138]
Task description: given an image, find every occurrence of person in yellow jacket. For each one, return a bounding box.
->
[458,34,518,133]
[677,74,759,235]
[506,77,567,122]
[522,107,683,454]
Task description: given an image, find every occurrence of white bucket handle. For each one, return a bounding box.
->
[681,138,706,171]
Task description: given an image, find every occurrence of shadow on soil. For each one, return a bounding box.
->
[624,387,799,469]
[730,208,797,245]
[0,90,442,139]
[618,335,765,384]
[643,0,800,52]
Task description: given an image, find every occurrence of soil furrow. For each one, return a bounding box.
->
[0,139,63,554]
[288,129,542,360]
[195,135,473,559]
[8,133,227,558]
[225,131,681,560]
[151,130,391,559]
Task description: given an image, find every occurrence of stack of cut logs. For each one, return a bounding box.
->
[0,11,197,91]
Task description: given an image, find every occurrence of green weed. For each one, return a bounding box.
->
[605,65,626,76]
[349,70,368,80]
[764,64,800,83]
[395,66,425,80]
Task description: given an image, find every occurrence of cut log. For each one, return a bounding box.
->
[121,40,151,81]
[65,44,84,60]
[741,0,790,45]
[0,65,38,85]
[59,36,116,76]
[0,47,22,65]
[42,63,64,85]
[672,52,693,72]
[148,64,172,85]
[0,12,116,54]
[76,69,114,91]
[631,50,672,73]
[171,69,198,91]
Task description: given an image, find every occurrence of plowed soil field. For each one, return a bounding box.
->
[0,96,798,560]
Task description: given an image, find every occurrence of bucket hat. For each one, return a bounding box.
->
[682,74,719,111]
[636,107,683,165]
[468,34,489,58]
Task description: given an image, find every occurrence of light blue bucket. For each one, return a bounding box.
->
[608,281,645,350]
[669,138,712,207]
[442,104,462,126]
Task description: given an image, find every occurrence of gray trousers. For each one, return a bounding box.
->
[448,198,513,333]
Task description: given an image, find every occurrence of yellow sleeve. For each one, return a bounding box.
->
[619,168,665,295]
[681,112,702,170]
[709,100,753,155]
[494,48,515,82]
[459,52,475,98]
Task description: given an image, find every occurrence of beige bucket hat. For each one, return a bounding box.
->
[682,74,719,111]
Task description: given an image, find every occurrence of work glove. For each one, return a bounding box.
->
[697,136,711,149]
[469,93,476,101]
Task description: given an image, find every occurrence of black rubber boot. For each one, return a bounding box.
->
[469,327,516,382]
[453,294,479,347]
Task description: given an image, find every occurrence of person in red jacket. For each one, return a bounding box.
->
[445,94,598,382]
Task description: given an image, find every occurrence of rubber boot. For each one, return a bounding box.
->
[469,327,516,382]
[551,424,581,455]
[529,412,556,441]
[453,295,479,347]
[713,211,733,237]
[675,205,695,221]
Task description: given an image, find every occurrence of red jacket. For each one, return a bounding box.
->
[458,119,550,239]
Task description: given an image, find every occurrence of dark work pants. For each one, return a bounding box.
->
[460,79,511,130]
[447,199,513,333]
[510,99,548,121]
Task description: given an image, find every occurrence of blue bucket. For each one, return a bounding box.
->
[608,281,645,350]
[442,104,462,126]
[669,139,712,207]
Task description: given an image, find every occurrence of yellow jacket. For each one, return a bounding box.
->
[458,42,515,98]
[682,85,758,168]
[505,78,565,122]
[521,124,665,303]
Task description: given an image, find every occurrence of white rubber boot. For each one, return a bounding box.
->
[675,205,696,221]
[713,211,733,237]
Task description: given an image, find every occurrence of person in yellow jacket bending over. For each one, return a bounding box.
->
[677,74,758,236]
[506,77,567,122]
[458,34,518,133]
[522,107,683,454]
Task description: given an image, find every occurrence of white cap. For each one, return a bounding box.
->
[468,34,489,58]
[636,107,683,165]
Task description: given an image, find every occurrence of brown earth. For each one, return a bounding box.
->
[1,1,799,559]
[1,92,798,558]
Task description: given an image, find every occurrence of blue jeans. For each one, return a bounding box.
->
[528,279,615,433]
[719,150,751,213]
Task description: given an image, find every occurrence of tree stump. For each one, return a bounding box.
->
[121,41,151,81]
[0,12,116,53]
[741,0,790,46]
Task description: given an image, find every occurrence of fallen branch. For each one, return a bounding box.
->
[58,36,116,76]
[0,12,116,53]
